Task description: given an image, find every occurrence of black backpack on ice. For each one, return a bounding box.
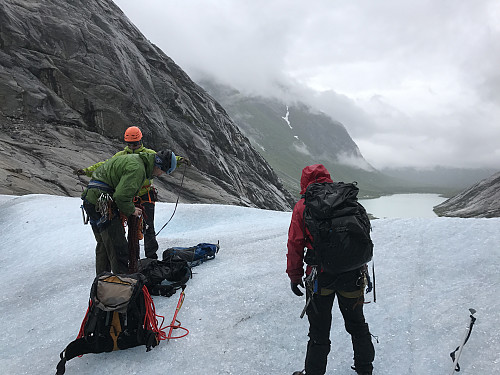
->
[56,273,162,374]
[303,182,373,274]
[138,256,191,297]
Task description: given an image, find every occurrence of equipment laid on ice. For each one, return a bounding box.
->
[56,273,168,374]
[138,256,191,297]
[449,308,477,374]
[162,242,220,267]
[165,285,189,340]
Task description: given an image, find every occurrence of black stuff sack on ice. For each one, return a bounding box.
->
[56,272,166,374]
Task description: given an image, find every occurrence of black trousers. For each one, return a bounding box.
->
[140,198,158,259]
[305,290,374,375]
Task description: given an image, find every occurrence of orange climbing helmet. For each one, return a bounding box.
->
[124,126,143,142]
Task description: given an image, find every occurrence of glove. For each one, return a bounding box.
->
[132,206,143,217]
[73,168,86,176]
[178,156,191,166]
[290,280,304,296]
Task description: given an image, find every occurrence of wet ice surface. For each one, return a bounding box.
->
[0,195,498,374]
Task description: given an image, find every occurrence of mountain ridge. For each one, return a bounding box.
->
[198,78,499,199]
[0,0,294,210]
[198,78,416,197]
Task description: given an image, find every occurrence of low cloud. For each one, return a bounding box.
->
[292,141,312,157]
[335,151,376,172]
[114,0,500,169]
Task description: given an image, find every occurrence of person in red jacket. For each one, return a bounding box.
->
[287,164,375,375]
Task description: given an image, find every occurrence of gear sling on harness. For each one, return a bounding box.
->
[81,180,117,228]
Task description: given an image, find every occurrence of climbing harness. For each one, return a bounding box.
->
[356,263,375,304]
[134,187,158,205]
[300,266,319,318]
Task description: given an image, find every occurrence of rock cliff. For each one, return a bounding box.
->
[0,0,294,210]
[433,171,500,218]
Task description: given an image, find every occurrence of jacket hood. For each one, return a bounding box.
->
[124,145,147,154]
[300,164,333,194]
[139,152,156,179]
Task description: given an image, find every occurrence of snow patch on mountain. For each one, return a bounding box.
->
[282,105,293,129]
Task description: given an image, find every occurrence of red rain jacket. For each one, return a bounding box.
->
[286,164,333,284]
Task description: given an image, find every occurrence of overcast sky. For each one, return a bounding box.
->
[113,0,500,170]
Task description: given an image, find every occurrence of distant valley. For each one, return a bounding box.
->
[198,78,495,198]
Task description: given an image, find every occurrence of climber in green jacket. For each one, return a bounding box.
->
[75,126,189,260]
[81,149,178,275]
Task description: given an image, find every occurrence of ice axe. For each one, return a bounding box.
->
[449,308,477,374]
[166,285,189,340]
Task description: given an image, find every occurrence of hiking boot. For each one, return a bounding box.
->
[292,371,305,375]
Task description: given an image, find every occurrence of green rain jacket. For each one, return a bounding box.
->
[83,145,156,197]
[83,153,156,216]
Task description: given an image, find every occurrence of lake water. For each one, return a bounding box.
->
[359,193,448,219]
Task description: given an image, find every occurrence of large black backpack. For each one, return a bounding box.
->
[138,256,191,297]
[303,181,373,274]
[56,272,161,374]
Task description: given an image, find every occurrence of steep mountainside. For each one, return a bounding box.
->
[433,171,500,218]
[0,0,294,210]
[198,79,412,197]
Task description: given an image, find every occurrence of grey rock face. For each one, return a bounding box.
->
[0,0,294,210]
[433,171,500,218]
